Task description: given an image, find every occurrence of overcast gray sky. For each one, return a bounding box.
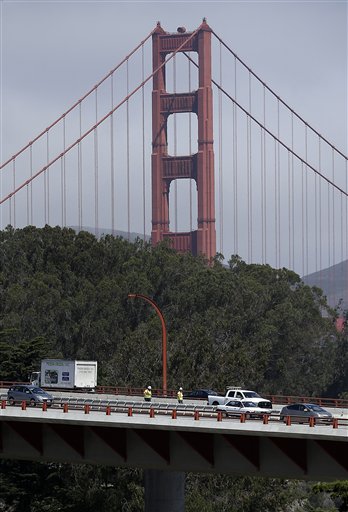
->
[1,0,347,274]
[1,0,346,158]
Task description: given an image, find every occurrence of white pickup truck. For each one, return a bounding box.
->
[207,387,272,409]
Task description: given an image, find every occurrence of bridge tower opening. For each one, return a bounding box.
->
[151,20,216,261]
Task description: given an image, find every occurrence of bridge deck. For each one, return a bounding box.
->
[1,404,347,480]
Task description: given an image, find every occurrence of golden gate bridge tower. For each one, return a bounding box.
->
[151,19,216,261]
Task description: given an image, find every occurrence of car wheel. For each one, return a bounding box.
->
[30,399,36,407]
[225,412,229,418]
[246,413,251,420]
[8,397,15,406]
[279,416,284,421]
[212,401,219,406]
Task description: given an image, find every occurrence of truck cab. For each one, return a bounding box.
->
[224,387,272,408]
[29,371,41,387]
[208,387,272,408]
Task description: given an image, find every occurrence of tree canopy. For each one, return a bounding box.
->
[1,225,345,397]
[1,225,347,511]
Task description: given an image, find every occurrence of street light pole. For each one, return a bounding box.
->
[128,293,167,396]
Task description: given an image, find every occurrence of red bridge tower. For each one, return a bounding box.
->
[151,20,216,261]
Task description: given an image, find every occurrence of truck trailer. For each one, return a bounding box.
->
[30,359,98,390]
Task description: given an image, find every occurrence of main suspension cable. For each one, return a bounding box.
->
[0,28,157,171]
[1,26,201,206]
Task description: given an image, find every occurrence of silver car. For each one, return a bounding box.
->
[7,385,53,407]
[279,403,332,423]
[217,399,272,418]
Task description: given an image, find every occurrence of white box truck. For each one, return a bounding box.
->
[30,359,97,390]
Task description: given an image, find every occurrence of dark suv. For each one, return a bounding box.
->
[7,385,53,407]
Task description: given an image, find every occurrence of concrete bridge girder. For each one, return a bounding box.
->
[0,411,347,481]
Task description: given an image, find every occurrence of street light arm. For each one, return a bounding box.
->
[128,293,167,396]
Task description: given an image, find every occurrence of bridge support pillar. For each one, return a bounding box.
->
[144,469,185,512]
[151,20,216,261]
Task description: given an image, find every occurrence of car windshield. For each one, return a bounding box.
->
[306,404,326,412]
[243,401,258,408]
[243,392,260,398]
[31,388,45,394]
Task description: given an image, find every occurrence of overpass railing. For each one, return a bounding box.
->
[1,397,348,429]
[1,382,347,409]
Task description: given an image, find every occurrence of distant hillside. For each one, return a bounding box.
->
[72,225,347,312]
[70,226,150,243]
[302,260,348,312]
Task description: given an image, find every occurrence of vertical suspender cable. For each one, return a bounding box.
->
[345,157,348,264]
[62,116,66,227]
[319,135,324,295]
[301,125,305,276]
[8,196,11,228]
[29,144,33,225]
[110,73,115,235]
[291,112,294,269]
[188,57,193,234]
[288,149,291,269]
[327,148,331,268]
[233,56,238,255]
[173,55,178,233]
[12,159,16,228]
[94,87,99,236]
[331,148,335,305]
[276,99,280,268]
[249,96,253,264]
[314,136,318,272]
[78,101,83,231]
[345,158,348,306]
[60,157,64,227]
[263,85,267,264]
[318,137,322,273]
[260,126,264,263]
[274,138,277,268]
[142,44,146,241]
[305,124,308,276]
[246,116,250,262]
[341,189,344,272]
[43,135,49,225]
[332,148,335,266]
[26,151,33,226]
[246,72,252,263]
[45,130,48,225]
[219,42,223,255]
[126,58,130,240]
[301,161,305,277]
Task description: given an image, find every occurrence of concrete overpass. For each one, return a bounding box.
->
[1,403,347,481]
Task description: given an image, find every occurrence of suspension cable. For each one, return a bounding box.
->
[182,51,348,197]
[211,30,348,162]
[1,26,201,206]
[0,28,157,171]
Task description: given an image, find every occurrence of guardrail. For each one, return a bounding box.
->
[1,397,348,429]
[265,394,348,409]
[1,382,347,409]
